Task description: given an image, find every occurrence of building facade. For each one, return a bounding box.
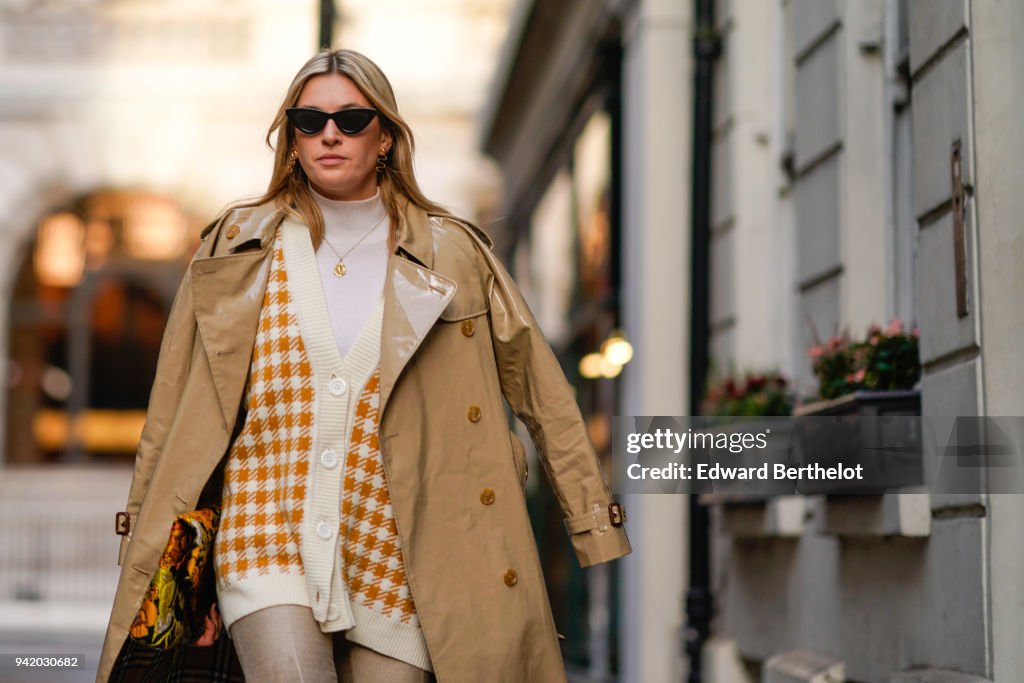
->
[482,0,1024,681]
[704,2,1023,681]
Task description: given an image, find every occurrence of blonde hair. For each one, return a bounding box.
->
[229,48,463,252]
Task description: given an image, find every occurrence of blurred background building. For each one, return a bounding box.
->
[481,1,1022,682]
[2,0,1024,682]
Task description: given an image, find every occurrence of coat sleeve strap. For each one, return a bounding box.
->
[564,502,628,535]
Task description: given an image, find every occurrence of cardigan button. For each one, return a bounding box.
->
[461,320,475,337]
[316,520,334,540]
[503,569,518,587]
[320,449,338,469]
[467,405,481,422]
[327,605,340,620]
[329,377,348,396]
[480,488,495,505]
[225,224,240,239]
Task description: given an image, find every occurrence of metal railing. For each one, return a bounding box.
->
[0,467,131,605]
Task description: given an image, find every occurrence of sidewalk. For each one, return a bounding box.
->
[0,467,130,682]
[0,601,109,683]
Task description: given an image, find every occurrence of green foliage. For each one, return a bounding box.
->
[701,371,793,417]
[808,319,921,400]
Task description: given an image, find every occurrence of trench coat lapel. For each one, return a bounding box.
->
[379,257,455,415]
[379,202,456,415]
[189,202,281,429]
[190,248,274,430]
[190,197,454,430]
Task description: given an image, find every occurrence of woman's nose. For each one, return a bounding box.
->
[321,119,342,143]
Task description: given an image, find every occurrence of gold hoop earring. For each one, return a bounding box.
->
[376,148,388,174]
[286,148,299,173]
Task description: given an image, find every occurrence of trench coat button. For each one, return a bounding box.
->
[329,377,348,396]
[316,520,334,540]
[467,405,481,422]
[480,488,495,505]
[461,319,475,337]
[225,224,240,239]
[503,569,518,587]
[320,449,338,469]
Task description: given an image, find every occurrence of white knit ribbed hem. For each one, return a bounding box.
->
[216,571,312,632]
[217,574,432,673]
[344,602,433,673]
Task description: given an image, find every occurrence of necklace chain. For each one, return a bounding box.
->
[321,213,388,277]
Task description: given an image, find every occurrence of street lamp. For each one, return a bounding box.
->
[578,329,634,379]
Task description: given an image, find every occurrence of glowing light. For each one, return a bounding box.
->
[34,213,85,287]
[123,196,187,260]
[601,331,634,366]
[599,356,623,378]
[579,353,604,379]
[33,409,147,453]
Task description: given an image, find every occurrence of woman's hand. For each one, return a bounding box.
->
[194,602,223,646]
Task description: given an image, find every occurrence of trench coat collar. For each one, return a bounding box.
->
[191,193,453,431]
[213,194,436,268]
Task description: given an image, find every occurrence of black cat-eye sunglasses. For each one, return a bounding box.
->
[285,107,379,135]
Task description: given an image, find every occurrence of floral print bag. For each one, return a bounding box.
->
[128,507,221,650]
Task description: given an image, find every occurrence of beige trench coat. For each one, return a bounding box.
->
[96,195,632,683]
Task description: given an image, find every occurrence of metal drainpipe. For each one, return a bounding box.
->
[686,0,719,682]
[319,0,336,49]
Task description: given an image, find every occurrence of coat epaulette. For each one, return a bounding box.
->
[431,214,495,251]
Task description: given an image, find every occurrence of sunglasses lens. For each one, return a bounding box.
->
[287,108,378,135]
[288,109,328,134]
[335,109,377,134]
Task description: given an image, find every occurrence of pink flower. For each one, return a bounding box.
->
[808,345,823,359]
[886,318,904,335]
[910,326,920,338]
[826,336,845,352]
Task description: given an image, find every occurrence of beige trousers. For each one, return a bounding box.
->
[229,605,435,683]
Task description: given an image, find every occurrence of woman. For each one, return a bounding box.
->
[97,48,631,683]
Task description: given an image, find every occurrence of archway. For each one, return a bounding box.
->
[4,189,202,465]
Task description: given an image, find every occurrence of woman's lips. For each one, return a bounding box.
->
[318,155,346,166]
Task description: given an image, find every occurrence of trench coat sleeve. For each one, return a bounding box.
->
[116,223,217,566]
[485,253,632,569]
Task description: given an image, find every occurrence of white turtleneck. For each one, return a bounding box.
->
[309,184,390,358]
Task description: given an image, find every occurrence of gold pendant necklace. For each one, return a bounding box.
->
[321,213,388,277]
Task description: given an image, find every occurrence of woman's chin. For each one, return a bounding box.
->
[311,176,376,200]
[310,177,358,200]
